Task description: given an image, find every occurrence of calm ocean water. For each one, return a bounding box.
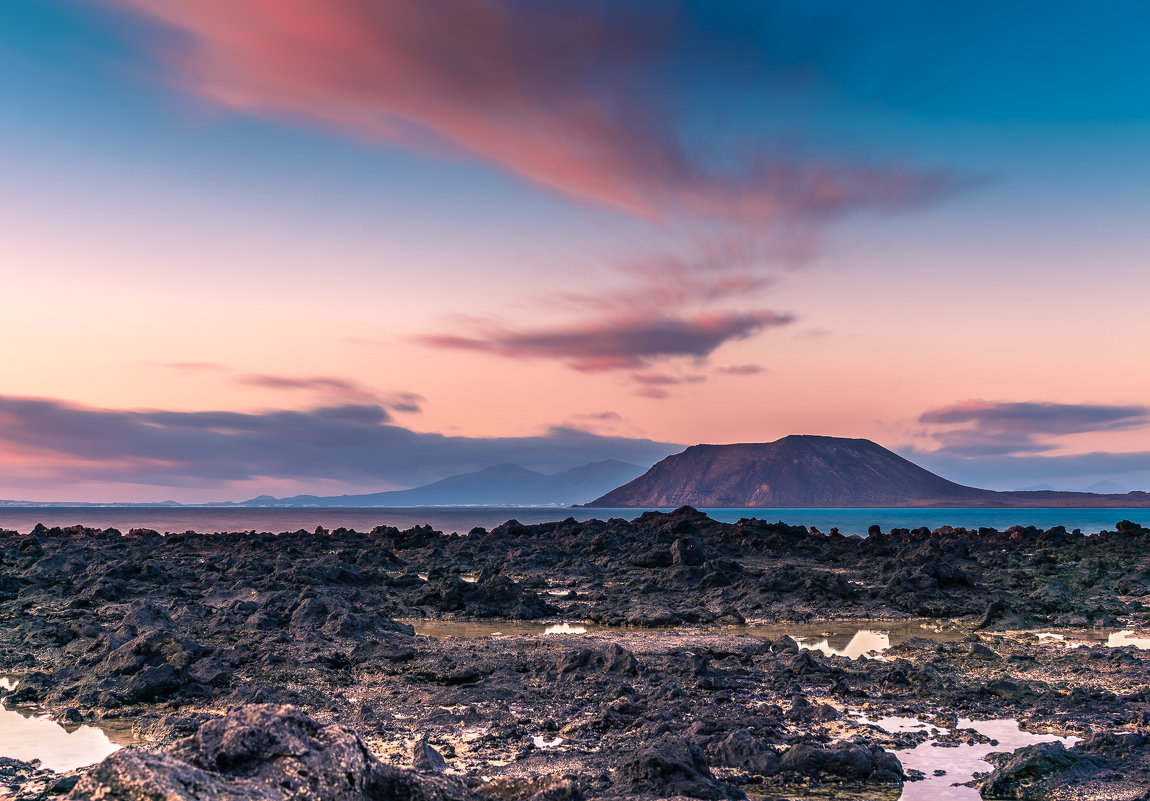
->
[0,506,1147,537]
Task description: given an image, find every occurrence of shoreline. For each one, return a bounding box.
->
[3,505,1150,541]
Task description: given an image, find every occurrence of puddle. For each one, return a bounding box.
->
[404,618,968,656]
[405,620,605,638]
[862,715,1078,800]
[798,629,891,660]
[1110,630,1150,648]
[405,617,1150,660]
[0,700,134,772]
[416,572,478,583]
[746,619,970,660]
[544,622,586,634]
[531,735,564,748]
[1036,629,1150,649]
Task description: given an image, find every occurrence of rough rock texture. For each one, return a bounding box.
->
[68,704,481,801]
[4,509,1150,799]
[616,737,740,800]
[980,732,1150,800]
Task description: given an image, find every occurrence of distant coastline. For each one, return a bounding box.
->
[2,505,1149,538]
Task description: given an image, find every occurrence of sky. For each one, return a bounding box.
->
[2,1,1150,502]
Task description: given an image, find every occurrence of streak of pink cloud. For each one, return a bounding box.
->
[105,0,952,221]
[419,311,792,372]
[714,364,766,376]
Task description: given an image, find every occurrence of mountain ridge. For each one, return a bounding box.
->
[587,435,1150,508]
[235,459,646,507]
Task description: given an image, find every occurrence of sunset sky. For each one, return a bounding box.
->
[3,1,1150,502]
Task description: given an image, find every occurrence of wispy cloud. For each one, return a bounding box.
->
[629,371,706,400]
[153,364,424,412]
[918,400,1150,457]
[420,311,791,373]
[105,1,964,397]
[714,364,766,376]
[0,395,679,493]
[556,238,783,315]
[155,362,229,372]
[578,411,623,423]
[420,234,796,389]
[238,374,379,403]
[105,0,955,223]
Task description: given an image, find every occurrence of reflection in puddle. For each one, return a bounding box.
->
[405,618,965,654]
[862,715,1078,801]
[402,617,1150,661]
[796,630,890,660]
[746,619,969,659]
[417,572,478,583]
[544,622,586,634]
[1111,630,1150,648]
[406,620,607,638]
[1036,629,1150,649]
[532,735,564,748]
[0,701,130,772]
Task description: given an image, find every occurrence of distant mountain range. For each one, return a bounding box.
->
[1016,480,1129,494]
[231,460,646,507]
[0,500,185,508]
[3,437,1147,509]
[587,435,1150,508]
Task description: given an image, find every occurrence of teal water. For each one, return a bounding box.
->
[0,506,1146,536]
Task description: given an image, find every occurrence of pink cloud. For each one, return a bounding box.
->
[630,372,706,387]
[714,364,766,375]
[557,239,783,317]
[580,411,623,422]
[151,364,425,412]
[420,235,795,387]
[629,371,706,400]
[155,362,228,372]
[105,0,953,221]
[239,373,376,401]
[236,374,424,411]
[420,311,791,372]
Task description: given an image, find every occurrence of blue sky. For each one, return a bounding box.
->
[2,1,1149,500]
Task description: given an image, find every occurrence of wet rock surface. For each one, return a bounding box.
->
[2,508,1150,799]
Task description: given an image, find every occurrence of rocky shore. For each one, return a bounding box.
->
[2,507,1150,799]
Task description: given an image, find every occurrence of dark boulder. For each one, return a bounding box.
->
[670,537,706,567]
[978,741,1088,799]
[788,650,825,675]
[617,736,741,800]
[977,599,1020,629]
[412,736,447,772]
[705,730,781,775]
[558,643,641,677]
[777,742,903,783]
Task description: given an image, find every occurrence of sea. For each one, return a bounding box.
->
[1,506,1148,537]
